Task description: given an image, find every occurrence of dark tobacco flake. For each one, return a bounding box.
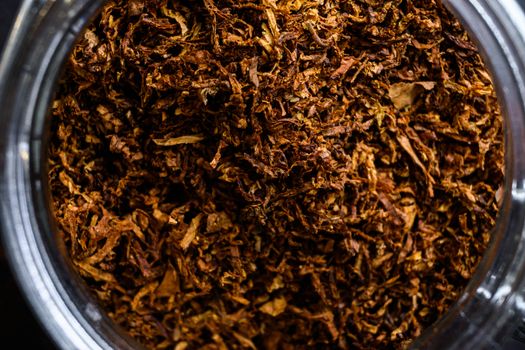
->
[48,0,504,349]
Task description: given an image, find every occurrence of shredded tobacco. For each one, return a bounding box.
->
[48,0,504,349]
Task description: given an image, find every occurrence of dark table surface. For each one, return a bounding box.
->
[1,1,525,349]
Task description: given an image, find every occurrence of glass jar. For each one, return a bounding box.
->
[1,0,525,349]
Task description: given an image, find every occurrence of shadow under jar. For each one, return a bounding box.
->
[1,0,525,349]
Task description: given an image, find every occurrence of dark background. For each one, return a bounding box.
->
[1,1,525,349]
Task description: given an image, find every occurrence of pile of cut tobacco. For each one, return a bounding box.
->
[48,0,504,348]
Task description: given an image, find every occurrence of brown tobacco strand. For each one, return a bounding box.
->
[48,0,503,349]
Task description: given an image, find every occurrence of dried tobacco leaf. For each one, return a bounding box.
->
[48,0,504,349]
[153,135,205,146]
[179,213,203,250]
[388,82,436,109]
[259,296,288,317]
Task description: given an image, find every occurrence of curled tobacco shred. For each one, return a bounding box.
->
[48,0,504,349]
